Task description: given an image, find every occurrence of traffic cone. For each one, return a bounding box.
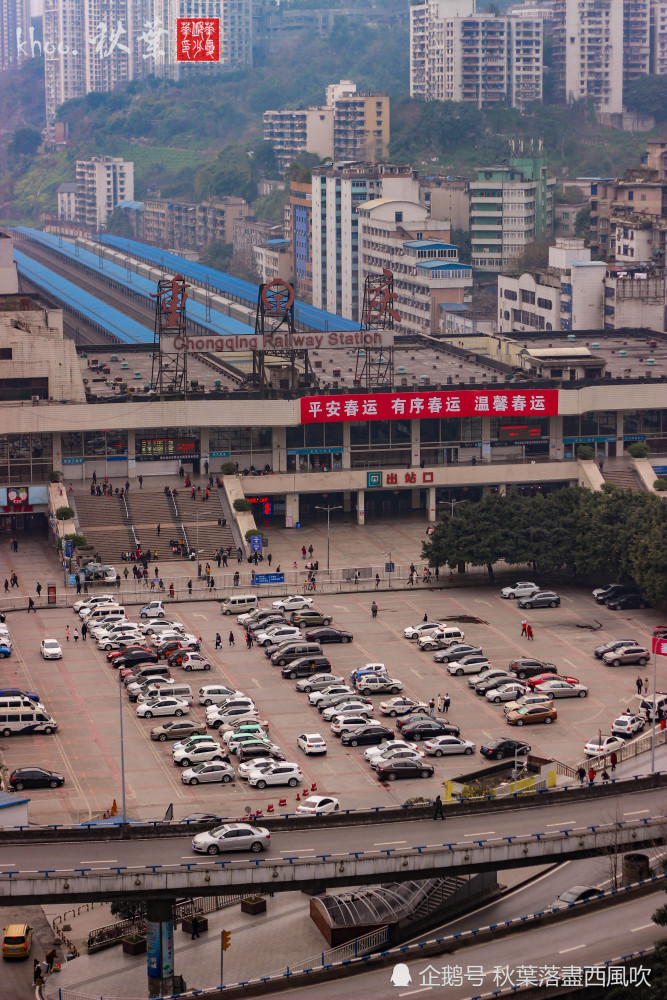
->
[266,804,274,812]
[295,792,300,801]
[310,782,317,792]
[110,799,117,816]
[278,798,286,807]
[255,808,263,817]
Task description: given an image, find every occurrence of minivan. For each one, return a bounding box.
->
[0,711,58,737]
[221,594,259,615]
[138,683,193,704]
[0,696,45,712]
[270,642,323,667]
[2,923,32,959]
[281,656,331,680]
[80,603,125,622]
[640,692,667,720]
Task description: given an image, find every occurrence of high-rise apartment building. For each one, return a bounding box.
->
[44,0,253,122]
[0,0,31,71]
[552,0,625,113]
[311,163,419,320]
[651,0,667,74]
[263,107,334,175]
[409,0,543,108]
[75,156,134,228]
[469,156,555,272]
[289,180,313,301]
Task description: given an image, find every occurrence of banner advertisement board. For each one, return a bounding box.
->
[301,389,559,424]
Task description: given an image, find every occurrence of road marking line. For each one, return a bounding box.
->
[399,989,432,997]
[410,669,423,678]
[375,840,407,846]
[464,831,495,837]
[631,924,654,933]
[280,848,314,853]
[559,944,586,954]
[563,658,579,670]
[79,860,118,863]
[624,809,648,816]
[546,821,574,826]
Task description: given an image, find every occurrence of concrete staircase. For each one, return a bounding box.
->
[602,468,645,491]
[174,488,235,564]
[126,490,186,558]
[73,492,136,565]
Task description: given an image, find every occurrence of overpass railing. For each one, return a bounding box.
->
[273,924,390,978]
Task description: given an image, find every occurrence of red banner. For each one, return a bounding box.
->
[300,389,559,424]
[652,637,667,656]
[176,18,219,61]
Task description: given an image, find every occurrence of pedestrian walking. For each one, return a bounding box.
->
[76,579,82,594]
[125,480,130,493]
[138,475,143,489]
[246,632,253,649]
[92,470,97,485]
[123,567,129,579]
[407,572,414,587]
[601,769,610,783]
[375,573,380,589]
[233,571,240,587]
[156,523,161,537]
[588,767,596,786]
[33,959,41,985]
[3,579,7,593]
[610,750,617,772]
[36,582,42,597]
[237,547,243,563]
[643,677,649,695]
[448,571,454,584]
[229,630,235,646]
[599,460,604,473]
[73,628,79,642]
[429,697,435,718]
[443,692,450,714]
[354,569,360,585]
[204,460,209,475]
[423,612,428,622]
[169,583,175,599]
[521,619,527,637]
[267,553,272,566]
[45,949,57,972]
[222,551,228,568]
[526,624,534,640]
[577,765,586,785]
[65,625,70,642]
[27,597,36,613]
[432,795,444,820]
[437,693,443,713]
[371,601,378,618]
[81,622,87,641]
[188,580,192,595]
[636,675,643,696]
[215,633,222,649]
[308,544,314,557]
[301,545,307,560]
[191,914,200,940]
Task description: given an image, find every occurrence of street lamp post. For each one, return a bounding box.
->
[196,510,200,578]
[118,668,127,824]
[438,498,469,518]
[384,550,393,588]
[314,505,342,573]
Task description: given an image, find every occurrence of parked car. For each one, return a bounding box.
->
[508,659,558,680]
[446,655,491,676]
[290,610,332,627]
[594,639,640,660]
[349,663,386,683]
[432,644,482,663]
[367,746,425,768]
[423,736,476,756]
[181,761,235,785]
[611,713,645,737]
[40,639,62,660]
[178,653,212,672]
[355,674,403,696]
[271,596,314,611]
[469,669,514,691]
[506,705,557,726]
[173,742,225,767]
[114,649,158,670]
[255,625,301,647]
[140,620,185,635]
[606,593,649,611]
[399,719,460,740]
[403,621,446,641]
[500,581,540,599]
[533,678,588,699]
[517,591,560,609]
[526,673,579,690]
[602,646,650,667]
[480,737,531,760]
[140,601,166,618]
[198,685,243,707]
[340,724,394,747]
[295,796,339,815]
[281,656,331,680]
[304,627,353,644]
[237,744,286,765]
[330,715,380,736]
[322,700,373,722]
[485,682,527,704]
[296,732,327,755]
[318,693,371,714]
[583,734,626,756]
[73,593,116,613]
[150,719,207,742]
[136,697,189,719]
[191,823,270,854]
[364,740,419,762]
[308,685,355,706]
[379,697,429,718]
[376,759,434,781]
[246,762,303,788]
[593,584,637,605]
[296,672,344,694]
[9,767,65,790]
[504,692,553,715]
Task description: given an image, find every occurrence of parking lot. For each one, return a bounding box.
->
[0,582,662,825]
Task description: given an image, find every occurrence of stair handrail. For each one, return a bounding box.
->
[169,492,191,553]
[121,494,140,549]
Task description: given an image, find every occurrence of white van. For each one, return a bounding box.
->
[80,604,125,622]
[0,695,45,712]
[137,683,193,705]
[640,692,667,720]
[417,626,465,650]
[221,594,259,616]
[0,710,58,737]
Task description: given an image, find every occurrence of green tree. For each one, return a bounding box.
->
[624,74,667,122]
[574,206,591,240]
[104,207,135,238]
[9,127,42,157]
[251,141,280,180]
[451,228,471,264]
[201,239,234,273]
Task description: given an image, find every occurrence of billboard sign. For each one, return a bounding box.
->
[301,389,559,424]
[160,329,394,354]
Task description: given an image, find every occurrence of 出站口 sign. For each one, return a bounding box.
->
[300,389,559,424]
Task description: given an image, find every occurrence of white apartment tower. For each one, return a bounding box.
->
[552,0,624,113]
[0,0,31,70]
[75,155,134,228]
[410,0,542,108]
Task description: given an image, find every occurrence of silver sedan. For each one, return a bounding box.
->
[191,823,270,854]
[533,679,589,699]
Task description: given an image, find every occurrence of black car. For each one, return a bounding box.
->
[593,638,639,659]
[508,659,558,680]
[158,640,185,660]
[606,593,648,610]
[400,720,461,740]
[114,649,158,669]
[593,584,636,605]
[376,759,434,781]
[340,724,394,747]
[479,737,531,760]
[281,656,331,680]
[248,615,286,634]
[304,627,354,644]
[9,767,65,790]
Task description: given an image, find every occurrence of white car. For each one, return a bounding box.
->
[209,708,260,730]
[89,620,133,639]
[308,685,354,706]
[297,733,327,755]
[152,632,198,650]
[173,741,225,766]
[191,823,270,854]
[330,715,379,735]
[446,655,491,676]
[296,795,340,815]
[198,685,242,707]
[136,697,190,719]
[501,581,540,599]
[73,594,116,613]
[254,625,301,647]
[178,653,211,672]
[271,596,314,612]
[171,734,215,753]
[611,713,645,737]
[423,736,476,757]
[246,762,303,788]
[367,747,425,770]
[237,757,276,780]
[140,620,185,636]
[321,701,373,722]
[97,632,143,651]
[221,725,268,745]
[40,639,62,659]
[583,735,625,757]
[403,622,445,641]
[363,740,419,762]
[379,697,429,718]
[504,692,554,715]
[140,601,166,618]
[296,673,345,694]
[181,761,235,785]
[485,682,527,704]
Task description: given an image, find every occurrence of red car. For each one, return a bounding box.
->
[526,673,578,690]
[107,645,151,663]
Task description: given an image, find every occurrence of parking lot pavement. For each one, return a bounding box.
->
[0,584,662,825]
